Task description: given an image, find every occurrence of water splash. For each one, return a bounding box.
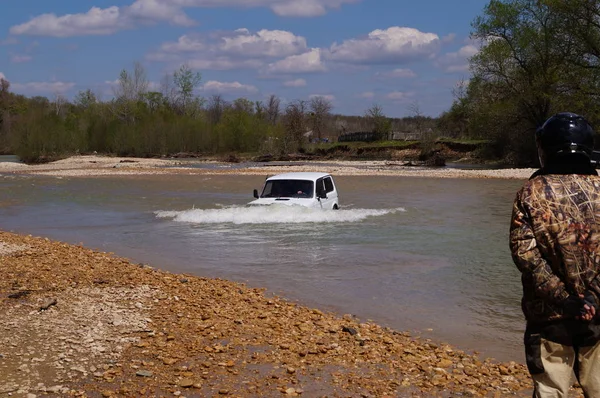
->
[155,205,405,225]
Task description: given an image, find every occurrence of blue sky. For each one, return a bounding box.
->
[0,0,486,118]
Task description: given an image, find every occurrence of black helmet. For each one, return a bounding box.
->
[536,112,595,166]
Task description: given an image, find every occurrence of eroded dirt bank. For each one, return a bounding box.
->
[0,231,544,397]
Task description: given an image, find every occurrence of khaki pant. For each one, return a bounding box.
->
[531,338,600,397]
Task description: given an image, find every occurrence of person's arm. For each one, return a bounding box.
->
[509,192,570,304]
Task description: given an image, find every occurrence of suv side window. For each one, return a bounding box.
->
[316,178,325,196]
[324,177,334,193]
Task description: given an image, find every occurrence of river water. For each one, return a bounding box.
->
[0,169,527,362]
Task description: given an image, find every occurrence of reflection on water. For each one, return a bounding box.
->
[0,155,21,163]
[0,173,527,362]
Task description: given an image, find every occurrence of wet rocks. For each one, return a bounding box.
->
[0,230,543,397]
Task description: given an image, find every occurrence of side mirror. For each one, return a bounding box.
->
[253,189,259,198]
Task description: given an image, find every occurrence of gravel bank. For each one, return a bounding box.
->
[0,231,547,397]
[0,155,536,179]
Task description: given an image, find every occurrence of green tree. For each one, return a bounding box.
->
[467,0,581,164]
[74,89,97,109]
[365,104,391,139]
[173,64,202,114]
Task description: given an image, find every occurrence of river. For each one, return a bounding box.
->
[0,169,526,363]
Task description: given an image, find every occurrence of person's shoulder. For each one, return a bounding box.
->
[513,175,549,203]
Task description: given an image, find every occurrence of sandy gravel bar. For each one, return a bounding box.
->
[0,155,537,179]
[0,230,558,397]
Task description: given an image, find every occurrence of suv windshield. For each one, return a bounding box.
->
[261,180,314,198]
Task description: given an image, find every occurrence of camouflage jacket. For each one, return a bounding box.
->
[510,174,600,323]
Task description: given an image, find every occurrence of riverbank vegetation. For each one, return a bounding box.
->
[3,0,600,166]
[440,0,600,166]
[0,64,448,165]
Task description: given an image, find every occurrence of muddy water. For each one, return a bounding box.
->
[0,172,526,362]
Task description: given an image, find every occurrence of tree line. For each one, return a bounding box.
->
[0,61,439,164]
[439,0,600,166]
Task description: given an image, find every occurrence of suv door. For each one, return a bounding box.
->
[316,177,337,209]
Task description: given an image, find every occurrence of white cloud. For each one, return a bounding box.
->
[442,33,456,44]
[104,79,160,92]
[9,0,358,37]
[283,78,307,87]
[309,94,335,102]
[12,81,76,93]
[9,2,194,38]
[0,72,6,81]
[127,0,196,26]
[327,26,440,64]
[149,28,307,71]
[435,44,479,73]
[385,91,414,102]
[159,34,205,52]
[10,54,32,63]
[376,68,416,79]
[218,28,307,57]
[203,80,258,94]
[357,91,374,99]
[10,7,126,37]
[187,58,264,70]
[271,0,327,17]
[266,48,326,74]
[1,37,18,45]
[173,0,358,17]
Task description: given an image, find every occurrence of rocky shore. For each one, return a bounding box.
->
[0,231,542,398]
[0,155,537,180]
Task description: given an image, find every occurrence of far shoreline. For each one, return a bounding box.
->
[0,154,538,180]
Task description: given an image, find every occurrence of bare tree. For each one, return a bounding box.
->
[110,62,149,123]
[452,78,469,102]
[53,93,68,116]
[408,100,437,158]
[407,100,426,137]
[255,100,265,120]
[160,72,177,107]
[0,78,9,99]
[309,96,332,141]
[114,61,149,101]
[132,62,149,100]
[207,94,226,125]
[284,100,307,151]
[266,94,280,125]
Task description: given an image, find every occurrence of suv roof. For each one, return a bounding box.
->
[266,172,331,181]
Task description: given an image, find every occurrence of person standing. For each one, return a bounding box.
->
[510,112,600,397]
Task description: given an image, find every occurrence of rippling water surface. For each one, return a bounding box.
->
[0,172,526,362]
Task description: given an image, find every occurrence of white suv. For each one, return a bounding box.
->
[248,172,340,210]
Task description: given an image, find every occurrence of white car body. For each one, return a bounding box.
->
[248,172,340,210]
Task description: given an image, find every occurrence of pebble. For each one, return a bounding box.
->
[0,229,536,398]
[179,378,194,388]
